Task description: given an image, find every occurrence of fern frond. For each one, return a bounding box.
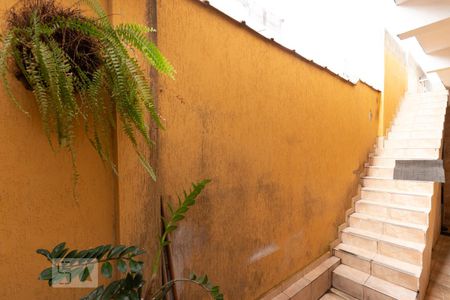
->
[125,57,163,129]
[0,31,28,115]
[115,23,174,77]
[79,0,111,28]
[2,0,175,187]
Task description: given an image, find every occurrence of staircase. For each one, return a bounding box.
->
[326,91,448,300]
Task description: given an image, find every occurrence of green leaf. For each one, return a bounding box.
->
[80,266,91,282]
[107,245,126,259]
[50,242,66,258]
[172,214,185,222]
[129,260,143,273]
[64,249,78,258]
[131,272,144,288]
[97,245,112,259]
[39,267,53,280]
[189,272,197,280]
[117,259,127,273]
[81,285,104,300]
[36,249,51,260]
[101,280,122,300]
[119,246,137,258]
[202,274,209,284]
[101,261,112,278]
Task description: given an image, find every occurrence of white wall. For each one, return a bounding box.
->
[206,0,386,91]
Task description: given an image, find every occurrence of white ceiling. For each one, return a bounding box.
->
[392,0,450,87]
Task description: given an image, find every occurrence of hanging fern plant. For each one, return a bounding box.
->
[0,0,174,184]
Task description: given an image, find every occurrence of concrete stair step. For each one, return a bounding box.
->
[396,108,446,117]
[332,264,417,300]
[388,129,443,139]
[405,91,448,98]
[355,199,429,225]
[399,101,447,109]
[349,212,427,243]
[320,292,346,300]
[376,147,440,157]
[368,155,438,167]
[390,123,444,131]
[365,166,393,178]
[320,288,358,300]
[334,243,422,290]
[393,116,445,126]
[360,187,431,209]
[362,176,434,194]
[329,288,358,300]
[341,227,425,265]
[383,138,441,149]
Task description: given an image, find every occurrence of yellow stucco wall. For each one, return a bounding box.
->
[0,1,412,299]
[0,1,158,299]
[156,1,380,298]
[381,32,408,136]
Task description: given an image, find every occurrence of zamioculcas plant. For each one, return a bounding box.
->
[36,179,223,300]
[0,0,174,185]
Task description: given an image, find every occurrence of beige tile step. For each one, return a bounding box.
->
[405,92,448,100]
[320,289,359,300]
[332,264,417,300]
[399,101,447,109]
[388,129,443,139]
[362,177,434,194]
[383,138,442,149]
[334,243,422,290]
[394,112,445,120]
[341,227,425,265]
[320,293,346,300]
[349,212,427,243]
[365,166,393,178]
[389,116,445,127]
[376,147,440,158]
[396,108,446,118]
[355,199,429,225]
[365,274,418,299]
[329,288,358,300]
[368,155,439,167]
[368,156,397,167]
[360,187,431,209]
[390,123,444,131]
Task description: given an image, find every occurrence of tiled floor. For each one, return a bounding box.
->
[426,235,450,299]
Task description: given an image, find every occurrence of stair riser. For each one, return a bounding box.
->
[391,123,444,131]
[399,101,447,109]
[393,116,445,126]
[334,249,371,274]
[349,215,426,243]
[365,167,393,178]
[396,108,446,117]
[355,202,428,225]
[334,249,420,291]
[362,178,434,194]
[332,271,365,299]
[377,147,440,157]
[368,157,396,167]
[363,287,401,300]
[341,232,422,265]
[378,241,422,265]
[383,139,441,149]
[361,190,430,209]
[371,262,420,291]
[393,116,444,124]
[405,95,448,101]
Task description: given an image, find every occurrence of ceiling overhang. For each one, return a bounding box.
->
[392,0,450,87]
